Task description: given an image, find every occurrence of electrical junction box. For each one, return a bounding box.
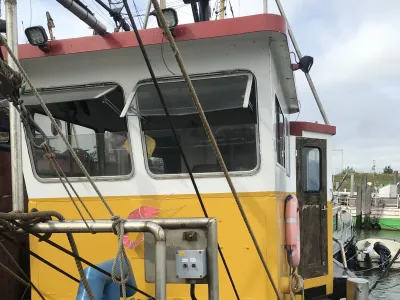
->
[176,249,207,279]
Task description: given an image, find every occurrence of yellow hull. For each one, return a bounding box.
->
[28,192,333,299]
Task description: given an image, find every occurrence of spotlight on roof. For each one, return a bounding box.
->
[291,56,314,74]
[25,26,49,52]
[150,8,179,33]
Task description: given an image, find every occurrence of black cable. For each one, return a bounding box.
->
[0,239,45,300]
[122,1,241,299]
[0,232,79,283]
[131,0,144,28]
[8,222,155,300]
[190,283,197,300]
[228,0,234,17]
[161,35,175,75]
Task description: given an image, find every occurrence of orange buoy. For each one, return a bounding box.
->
[285,194,300,268]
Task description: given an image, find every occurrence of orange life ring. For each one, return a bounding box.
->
[285,194,300,268]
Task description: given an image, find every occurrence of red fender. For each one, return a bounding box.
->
[285,195,300,268]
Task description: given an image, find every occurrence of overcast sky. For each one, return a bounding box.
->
[6,0,400,173]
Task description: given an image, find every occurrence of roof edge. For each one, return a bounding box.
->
[290,121,336,136]
[3,14,287,61]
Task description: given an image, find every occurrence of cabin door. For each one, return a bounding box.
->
[296,137,328,278]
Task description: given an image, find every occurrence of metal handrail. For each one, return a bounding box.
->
[0,218,219,300]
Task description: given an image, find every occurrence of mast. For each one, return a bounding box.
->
[143,0,152,28]
[263,0,268,13]
[5,0,24,212]
[160,0,166,9]
[218,0,225,19]
[274,0,330,124]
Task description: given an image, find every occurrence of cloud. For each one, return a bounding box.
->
[289,0,400,172]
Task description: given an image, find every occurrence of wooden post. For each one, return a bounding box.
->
[350,173,355,197]
[364,185,372,229]
[361,175,367,229]
[356,184,363,230]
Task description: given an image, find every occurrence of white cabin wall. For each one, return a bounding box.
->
[270,50,292,193]
[288,135,297,193]
[20,32,280,199]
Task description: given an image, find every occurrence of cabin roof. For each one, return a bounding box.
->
[4,14,286,60]
[290,121,336,136]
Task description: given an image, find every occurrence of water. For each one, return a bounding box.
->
[355,230,400,299]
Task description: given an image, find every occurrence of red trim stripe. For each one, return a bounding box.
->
[290,121,336,136]
[4,14,286,60]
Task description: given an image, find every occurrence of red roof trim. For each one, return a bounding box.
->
[4,14,286,60]
[290,121,336,136]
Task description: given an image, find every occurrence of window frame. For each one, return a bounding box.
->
[131,70,261,179]
[275,95,286,169]
[25,82,135,183]
[301,146,322,193]
[121,71,254,118]
[285,116,290,177]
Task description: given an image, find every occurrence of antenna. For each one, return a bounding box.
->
[21,21,28,43]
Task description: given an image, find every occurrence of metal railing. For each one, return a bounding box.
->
[2,218,219,300]
[337,194,400,209]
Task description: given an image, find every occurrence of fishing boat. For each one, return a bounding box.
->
[357,239,400,270]
[0,0,355,299]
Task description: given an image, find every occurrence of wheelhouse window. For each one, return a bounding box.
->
[24,83,132,178]
[275,96,286,167]
[129,73,258,175]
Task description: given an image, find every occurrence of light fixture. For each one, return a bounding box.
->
[291,55,314,74]
[25,26,49,52]
[150,8,179,31]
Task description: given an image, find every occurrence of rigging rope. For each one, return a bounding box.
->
[0,230,156,299]
[0,232,80,284]
[41,143,95,231]
[0,261,31,289]
[0,34,113,218]
[0,210,95,300]
[122,1,241,298]
[148,1,282,298]
[0,33,133,299]
[0,240,45,299]
[111,216,134,299]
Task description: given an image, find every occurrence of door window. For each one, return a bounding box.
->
[301,147,321,192]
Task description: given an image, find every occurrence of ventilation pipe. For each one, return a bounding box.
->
[56,0,107,35]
